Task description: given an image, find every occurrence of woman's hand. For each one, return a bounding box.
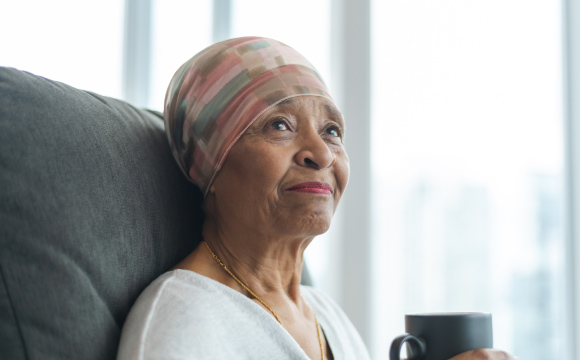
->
[448,349,518,360]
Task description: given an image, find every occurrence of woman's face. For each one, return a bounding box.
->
[207,96,349,238]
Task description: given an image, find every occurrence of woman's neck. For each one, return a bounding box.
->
[200,218,312,303]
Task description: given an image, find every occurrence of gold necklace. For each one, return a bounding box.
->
[203,240,325,360]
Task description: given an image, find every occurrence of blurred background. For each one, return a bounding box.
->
[2,0,578,359]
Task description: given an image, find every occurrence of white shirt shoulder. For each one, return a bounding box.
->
[117,270,370,360]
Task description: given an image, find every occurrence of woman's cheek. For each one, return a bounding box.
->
[337,153,350,193]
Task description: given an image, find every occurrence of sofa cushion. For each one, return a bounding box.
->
[0,67,203,360]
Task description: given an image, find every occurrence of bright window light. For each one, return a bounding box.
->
[1,1,124,98]
[371,1,565,359]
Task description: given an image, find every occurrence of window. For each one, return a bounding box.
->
[1,0,124,99]
[371,1,566,359]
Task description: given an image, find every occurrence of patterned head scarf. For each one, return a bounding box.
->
[164,36,334,196]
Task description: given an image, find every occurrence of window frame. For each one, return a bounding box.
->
[563,0,580,358]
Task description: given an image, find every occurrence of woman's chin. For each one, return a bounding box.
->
[278,209,334,237]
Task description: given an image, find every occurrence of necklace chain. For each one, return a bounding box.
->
[203,240,324,360]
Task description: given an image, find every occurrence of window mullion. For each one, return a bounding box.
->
[563,0,580,358]
[123,0,152,108]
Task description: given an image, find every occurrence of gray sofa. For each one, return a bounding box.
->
[0,67,204,359]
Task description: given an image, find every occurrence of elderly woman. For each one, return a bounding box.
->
[117,37,516,360]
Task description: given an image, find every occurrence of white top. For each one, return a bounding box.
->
[117,269,370,360]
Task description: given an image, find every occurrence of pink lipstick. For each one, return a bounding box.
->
[286,182,332,195]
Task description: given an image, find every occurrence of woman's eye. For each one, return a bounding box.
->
[325,126,341,138]
[270,120,289,131]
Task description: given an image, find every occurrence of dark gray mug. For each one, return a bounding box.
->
[389,312,493,360]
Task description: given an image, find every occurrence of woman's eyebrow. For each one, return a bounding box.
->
[324,104,344,124]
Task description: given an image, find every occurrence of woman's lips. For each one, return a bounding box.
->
[286,182,333,195]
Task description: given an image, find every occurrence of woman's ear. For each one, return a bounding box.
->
[209,185,216,194]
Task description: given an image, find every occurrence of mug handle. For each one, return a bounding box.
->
[389,334,427,360]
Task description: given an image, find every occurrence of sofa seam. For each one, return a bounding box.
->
[0,263,30,360]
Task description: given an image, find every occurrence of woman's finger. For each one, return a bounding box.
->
[448,348,517,360]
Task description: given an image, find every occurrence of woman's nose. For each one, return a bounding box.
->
[294,131,335,170]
